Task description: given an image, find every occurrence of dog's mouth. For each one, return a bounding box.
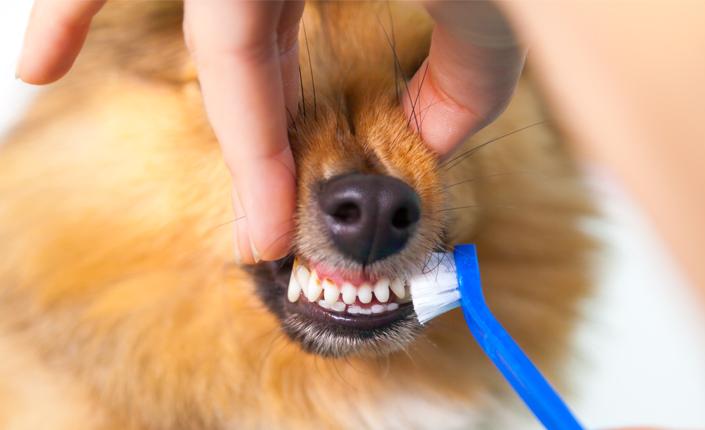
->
[251,255,423,357]
[286,258,413,329]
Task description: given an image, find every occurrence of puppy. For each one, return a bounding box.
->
[0,2,594,429]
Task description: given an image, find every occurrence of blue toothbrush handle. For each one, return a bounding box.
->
[454,245,584,430]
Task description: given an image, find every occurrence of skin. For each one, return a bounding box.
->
[15,1,705,416]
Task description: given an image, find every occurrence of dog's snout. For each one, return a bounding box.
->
[318,173,421,264]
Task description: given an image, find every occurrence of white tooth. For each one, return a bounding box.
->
[323,279,340,304]
[347,305,361,315]
[317,300,331,309]
[332,301,346,312]
[358,283,373,304]
[398,288,412,304]
[306,272,322,301]
[295,265,310,293]
[386,302,399,311]
[390,278,405,299]
[373,278,390,303]
[341,282,357,304]
[371,304,385,314]
[287,274,301,303]
[358,307,372,315]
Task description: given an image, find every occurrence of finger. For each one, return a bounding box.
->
[185,0,303,263]
[405,0,526,156]
[17,0,106,84]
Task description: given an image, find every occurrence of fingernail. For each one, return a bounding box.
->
[249,239,261,264]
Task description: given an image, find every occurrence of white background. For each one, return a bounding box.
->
[1,2,704,428]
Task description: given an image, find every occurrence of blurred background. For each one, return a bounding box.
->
[1,2,704,428]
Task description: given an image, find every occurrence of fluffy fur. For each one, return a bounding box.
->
[0,2,594,429]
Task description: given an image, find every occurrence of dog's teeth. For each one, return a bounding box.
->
[358,283,373,304]
[317,300,331,309]
[341,282,356,304]
[371,304,385,314]
[373,278,390,303]
[390,278,405,299]
[398,286,412,304]
[322,279,340,304]
[306,271,322,301]
[317,299,345,313]
[287,274,301,303]
[295,265,310,292]
[290,260,409,314]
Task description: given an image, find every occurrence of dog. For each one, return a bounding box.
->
[0,2,594,428]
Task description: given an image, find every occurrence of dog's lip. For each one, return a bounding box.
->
[285,295,414,330]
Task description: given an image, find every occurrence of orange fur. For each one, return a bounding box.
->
[0,2,594,428]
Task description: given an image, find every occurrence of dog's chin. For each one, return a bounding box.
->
[250,255,424,358]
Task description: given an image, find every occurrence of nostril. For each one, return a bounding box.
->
[331,201,362,225]
[391,206,415,230]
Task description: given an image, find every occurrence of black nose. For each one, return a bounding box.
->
[318,173,421,264]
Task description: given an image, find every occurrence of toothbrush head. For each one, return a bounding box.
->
[409,252,461,324]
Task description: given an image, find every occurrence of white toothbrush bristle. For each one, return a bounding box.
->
[409,252,461,324]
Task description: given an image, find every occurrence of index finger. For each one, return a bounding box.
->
[184,0,302,262]
[18,0,106,84]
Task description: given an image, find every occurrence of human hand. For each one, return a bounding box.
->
[17,0,304,264]
[406,0,526,156]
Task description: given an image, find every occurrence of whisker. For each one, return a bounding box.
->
[334,94,343,138]
[375,14,420,132]
[419,253,436,275]
[406,61,429,132]
[285,107,298,134]
[298,67,306,119]
[258,227,297,259]
[385,1,400,104]
[441,170,553,190]
[205,215,246,233]
[302,21,317,119]
[417,98,444,135]
[403,61,430,155]
[442,120,547,171]
[390,97,443,151]
[438,204,518,213]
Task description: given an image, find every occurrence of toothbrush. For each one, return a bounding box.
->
[409,244,584,430]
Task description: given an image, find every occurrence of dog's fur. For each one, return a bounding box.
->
[0,2,594,429]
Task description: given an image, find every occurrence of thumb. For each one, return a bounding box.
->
[404,0,526,156]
